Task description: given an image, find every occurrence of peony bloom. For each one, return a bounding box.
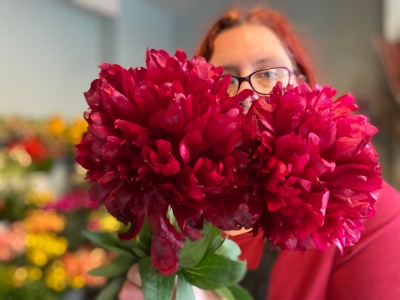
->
[245,83,382,251]
[77,47,382,273]
[76,49,254,275]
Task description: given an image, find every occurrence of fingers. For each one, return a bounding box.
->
[118,264,144,300]
[118,281,144,300]
[193,286,224,300]
[126,263,142,287]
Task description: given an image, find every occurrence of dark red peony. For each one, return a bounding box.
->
[76,47,382,275]
[75,49,253,275]
[245,83,382,252]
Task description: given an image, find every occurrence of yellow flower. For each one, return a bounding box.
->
[71,275,85,289]
[25,233,68,265]
[48,116,67,137]
[11,266,43,287]
[67,117,87,144]
[45,260,67,291]
[23,190,56,207]
[100,214,121,232]
[87,210,122,233]
[14,267,28,283]
[28,267,42,280]
[27,249,48,266]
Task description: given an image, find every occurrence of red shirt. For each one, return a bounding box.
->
[232,181,400,300]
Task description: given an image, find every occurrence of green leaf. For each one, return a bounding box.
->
[207,225,224,252]
[176,273,195,300]
[96,276,125,300]
[227,284,253,300]
[83,230,135,257]
[179,237,210,269]
[167,206,177,226]
[215,287,235,300]
[215,284,253,300]
[88,255,138,277]
[179,222,223,268]
[120,240,149,258]
[215,239,241,261]
[181,251,247,290]
[139,257,175,300]
[138,219,153,250]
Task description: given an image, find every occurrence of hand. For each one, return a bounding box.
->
[193,287,226,300]
[118,263,224,300]
[118,264,144,300]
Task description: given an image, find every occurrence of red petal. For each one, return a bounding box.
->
[179,131,202,164]
[100,83,137,121]
[84,79,102,110]
[115,120,148,137]
[147,193,184,275]
[178,166,204,199]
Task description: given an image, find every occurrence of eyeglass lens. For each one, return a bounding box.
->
[227,68,290,96]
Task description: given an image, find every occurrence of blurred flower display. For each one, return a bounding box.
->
[0,116,120,300]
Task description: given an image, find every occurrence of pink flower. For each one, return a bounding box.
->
[0,222,26,262]
[76,49,253,275]
[44,189,99,212]
[245,83,382,251]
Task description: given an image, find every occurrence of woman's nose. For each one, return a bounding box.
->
[240,97,252,113]
[237,79,259,113]
[237,81,253,94]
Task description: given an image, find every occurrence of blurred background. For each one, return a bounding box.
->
[0,0,399,299]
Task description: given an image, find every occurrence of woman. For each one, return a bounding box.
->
[119,7,400,300]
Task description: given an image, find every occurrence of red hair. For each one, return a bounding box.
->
[196,8,316,88]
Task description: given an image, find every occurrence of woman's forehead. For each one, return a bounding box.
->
[210,23,292,70]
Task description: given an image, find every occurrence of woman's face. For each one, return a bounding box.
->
[209,23,296,112]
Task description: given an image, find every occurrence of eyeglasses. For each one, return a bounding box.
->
[221,67,293,96]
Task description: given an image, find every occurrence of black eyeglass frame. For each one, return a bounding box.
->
[222,67,294,96]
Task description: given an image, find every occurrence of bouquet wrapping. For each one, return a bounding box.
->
[76,48,382,300]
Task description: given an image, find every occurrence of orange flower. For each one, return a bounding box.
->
[61,247,111,287]
[23,210,65,233]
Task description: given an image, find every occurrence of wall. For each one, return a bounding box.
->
[0,0,175,119]
[1,0,384,118]
[0,0,101,118]
[112,0,175,67]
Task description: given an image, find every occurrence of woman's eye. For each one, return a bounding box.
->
[258,70,276,79]
[229,78,237,85]
[222,74,238,85]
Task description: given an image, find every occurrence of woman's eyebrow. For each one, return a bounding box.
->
[221,65,240,74]
[254,58,276,68]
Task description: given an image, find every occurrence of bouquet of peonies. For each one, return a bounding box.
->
[76,48,382,300]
